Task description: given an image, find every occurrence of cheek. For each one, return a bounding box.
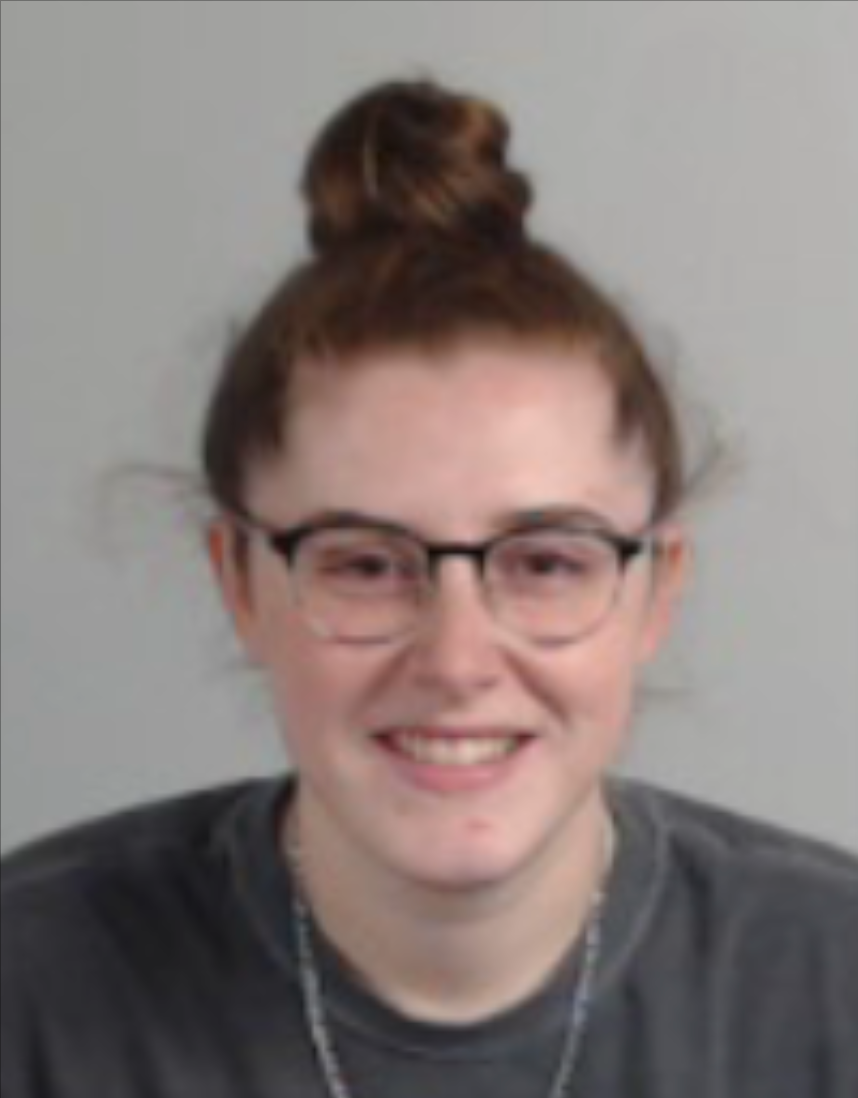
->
[527,627,644,732]
[257,630,379,760]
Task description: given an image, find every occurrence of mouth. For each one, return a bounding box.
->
[374,727,536,791]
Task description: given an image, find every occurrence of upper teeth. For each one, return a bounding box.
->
[390,733,519,767]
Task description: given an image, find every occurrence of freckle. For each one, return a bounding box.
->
[467,818,493,835]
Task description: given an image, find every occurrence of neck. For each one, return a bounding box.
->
[283,789,613,1025]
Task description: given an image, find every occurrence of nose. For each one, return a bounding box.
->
[406,560,506,698]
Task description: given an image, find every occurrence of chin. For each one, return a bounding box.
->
[406,863,518,896]
[387,831,533,894]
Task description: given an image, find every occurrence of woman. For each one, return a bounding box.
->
[3,78,856,1098]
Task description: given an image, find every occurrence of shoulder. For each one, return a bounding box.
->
[616,779,858,954]
[1,778,288,1029]
[1,778,282,970]
[595,783,858,1092]
[2,780,263,895]
[650,782,855,887]
[1,780,292,1091]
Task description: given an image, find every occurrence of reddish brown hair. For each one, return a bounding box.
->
[202,79,686,521]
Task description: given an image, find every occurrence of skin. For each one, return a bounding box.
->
[210,338,689,1022]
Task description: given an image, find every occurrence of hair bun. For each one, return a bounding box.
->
[302,79,533,254]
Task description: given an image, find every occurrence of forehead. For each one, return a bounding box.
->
[249,342,654,530]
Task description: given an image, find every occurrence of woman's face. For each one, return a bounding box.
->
[212,341,687,893]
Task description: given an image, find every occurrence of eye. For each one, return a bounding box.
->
[307,532,423,593]
[494,534,609,587]
[329,551,399,579]
[521,550,587,575]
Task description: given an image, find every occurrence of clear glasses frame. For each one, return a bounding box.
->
[229,507,658,647]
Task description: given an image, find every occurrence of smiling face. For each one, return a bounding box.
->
[211,339,687,896]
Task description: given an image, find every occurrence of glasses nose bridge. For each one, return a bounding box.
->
[415,541,505,660]
[424,541,491,585]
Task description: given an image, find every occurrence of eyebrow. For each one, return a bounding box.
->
[489,505,623,532]
[292,505,625,537]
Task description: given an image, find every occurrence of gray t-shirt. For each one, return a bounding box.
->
[2,777,857,1098]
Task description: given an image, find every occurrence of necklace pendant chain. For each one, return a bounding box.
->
[287,840,608,1098]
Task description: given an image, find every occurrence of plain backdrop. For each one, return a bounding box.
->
[2,0,856,852]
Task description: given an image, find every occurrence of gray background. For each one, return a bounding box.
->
[3,0,856,852]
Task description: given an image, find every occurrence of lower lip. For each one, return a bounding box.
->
[375,735,536,795]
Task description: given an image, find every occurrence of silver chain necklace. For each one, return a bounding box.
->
[286,838,608,1098]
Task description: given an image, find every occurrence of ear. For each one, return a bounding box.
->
[636,525,692,665]
[206,518,263,658]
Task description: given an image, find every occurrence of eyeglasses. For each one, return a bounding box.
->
[230,509,658,647]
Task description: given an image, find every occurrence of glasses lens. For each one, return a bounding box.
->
[295,528,426,641]
[487,531,623,642]
[289,525,629,645]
